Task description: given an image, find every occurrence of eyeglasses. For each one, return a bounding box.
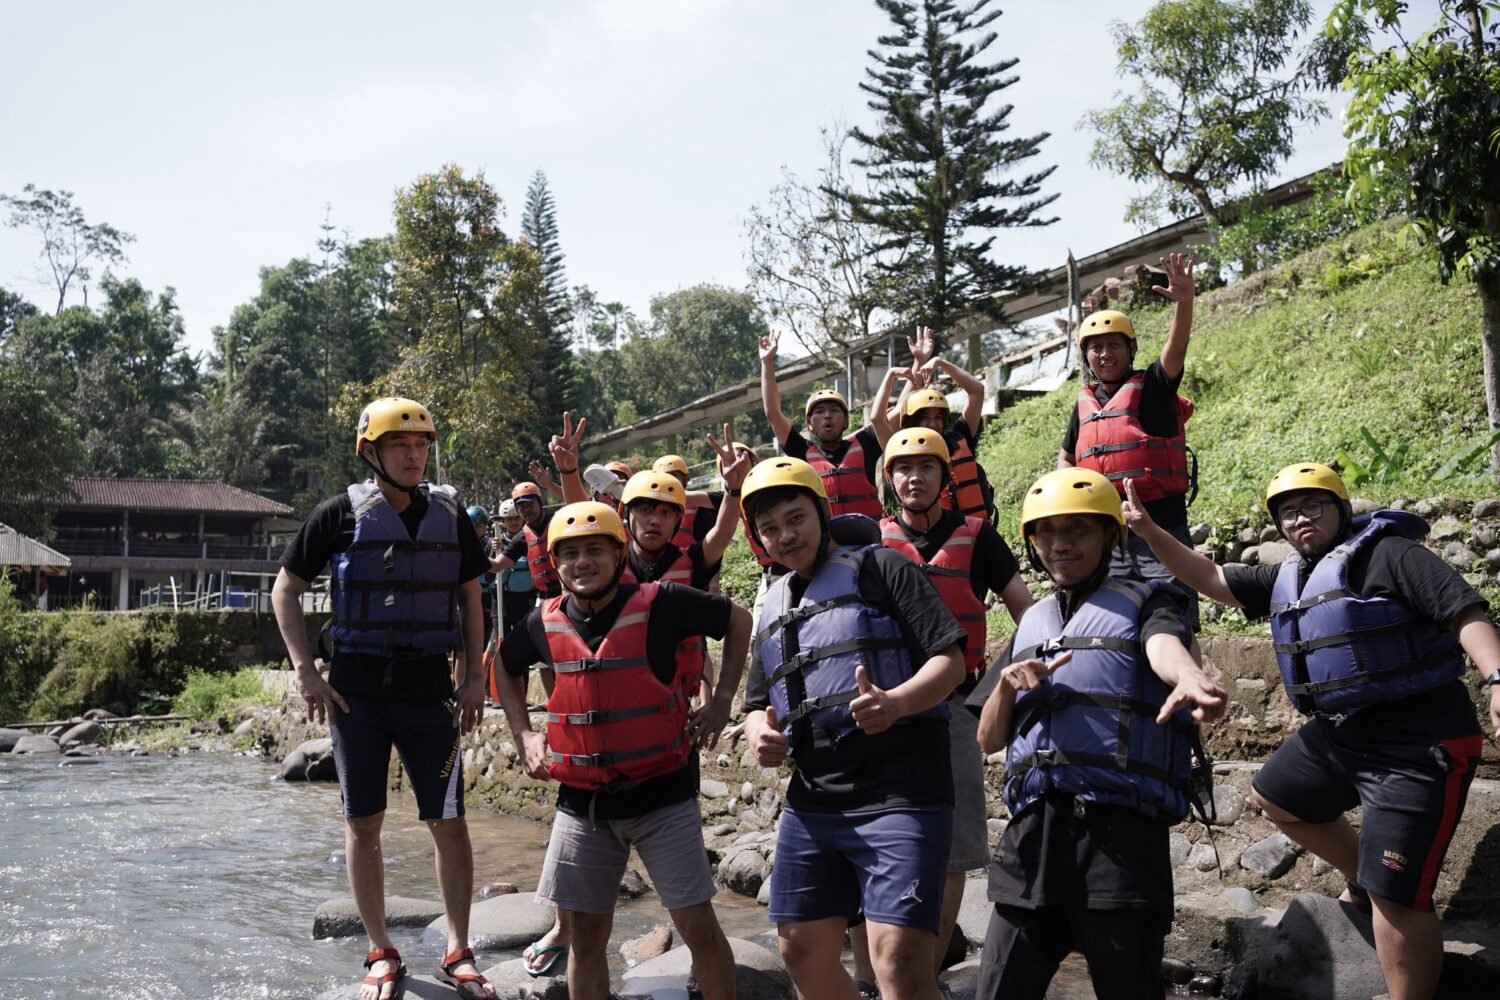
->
[1277,500,1327,525]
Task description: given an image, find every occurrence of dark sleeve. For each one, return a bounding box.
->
[1061,405,1080,454]
[973,522,1022,600]
[1137,360,1184,439]
[1379,539,1489,626]
[499,607,548,677]
[781,428,809,459]
[455,511,488,584]
[1223,563,1282,621]
[854,424,882,485]
[687,543,723,590]
[744,643,770,712]
[279,495,349,581]
[502,532,528,560]
[950,417,978,448]
[860,547,968,660]
[964,633,1017,716]
[652,583,733,644]
[1139,589,1192,648]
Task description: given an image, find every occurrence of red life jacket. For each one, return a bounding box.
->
[541,583,690,790]
[1075,374,1193,502]
[669,500,699,552]
[941,434,990,522]
[805,435,882,518]
[621,545,706,700]
[741,511,776,569]
[524,522,558,594]
[880,515,989,680]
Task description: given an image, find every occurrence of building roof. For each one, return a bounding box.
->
[0,522,72,570]
[64,478,294,516]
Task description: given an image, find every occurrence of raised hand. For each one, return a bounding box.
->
[748,706,789,767]
[707,423,751,491]
[548,411,586,474]
[850,664,900,735]
[998,650,1072,693]
[1152,252,1196,304]
[758,331,780,365]
[1121,478,1157,536]
[528,460,557,492]
[907,326,935,368]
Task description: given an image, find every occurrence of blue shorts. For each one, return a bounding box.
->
[768,805,951,932]
[329,693,465,821]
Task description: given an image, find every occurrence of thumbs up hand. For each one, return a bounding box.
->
[850,663,900,735]
[747,706,789,768]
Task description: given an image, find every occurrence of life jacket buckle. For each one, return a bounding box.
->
[576,656,602,672]
[1034,748,1057,765]
[1040,638,1066,656]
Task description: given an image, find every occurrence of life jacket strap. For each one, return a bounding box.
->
[553,655,652,674]
[1012,635,1142,662]
[756,594,862,641]
[1080,407,1140,423]
[1077,439,1187,460]
[1268,588,1355,614]
[1272,618,1409,655]
[781,688,860,727]
[768,637,910,685]
[1008,747,1188,789]
[546,703,667,726]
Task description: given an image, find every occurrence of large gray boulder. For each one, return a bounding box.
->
[478,956,569,999]
[1240,833,1298,879]
[316,972,485,1000]
[717,846,769,897]
[955,874,992,949]
[621,937,792,1000]
[12,734,61,754]
[280,738,337,781]
[1165,891,1284,999]
[1256,893,1386,1000]
[0,727,29,752]
[422,893,554,950]
[59,720,103,748]
[312,895,444,939]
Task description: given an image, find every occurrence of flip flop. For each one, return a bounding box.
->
[522,941,568,978]
[360,947,407,1000]
[436,947,494,999]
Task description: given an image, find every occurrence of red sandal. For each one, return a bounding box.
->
[436,947,495,999]
[360,947,407,999]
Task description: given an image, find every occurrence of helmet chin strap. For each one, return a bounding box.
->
[359,448,421,499]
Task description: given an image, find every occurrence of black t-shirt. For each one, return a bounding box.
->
[962,581,1191,916]
[1062,361,1188,527]
[279,485,489,701]
[781,424,882,489]
[629,541,720,591]
[501,582,731,819]
[1224,531,1486,727]
[743,546,967,812]
[691,492,724,542]
[884,509,1021,603]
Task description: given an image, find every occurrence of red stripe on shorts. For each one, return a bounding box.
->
[1414,734,1483,911]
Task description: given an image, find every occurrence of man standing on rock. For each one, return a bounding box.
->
[496,501,752,1000]
[271,397,496,1000]
[1123,463,1500,1000]
[739,457,966,1000]
[967,467,1225,1000]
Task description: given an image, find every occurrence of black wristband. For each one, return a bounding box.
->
[726,488,742,498]
[556,466,578,475]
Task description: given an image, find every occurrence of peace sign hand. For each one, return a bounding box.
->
[549,411,586,473]
[707,423,751,491]
[1152,253,1196,304]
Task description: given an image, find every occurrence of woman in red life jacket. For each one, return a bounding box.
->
[495,501,752,1000]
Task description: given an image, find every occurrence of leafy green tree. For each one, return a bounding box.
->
[645,285,765,403]
[0,355,84,535]
[1,185,135,314]
[1329,0,1500,473]
[840,0,1057,369]
[0,286,39,344]
[520,170,579,445]
[1081,0,1326,228]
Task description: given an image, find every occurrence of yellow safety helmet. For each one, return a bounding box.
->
[652,454,690,479]
[355,397,435,456]
[883,429,951,477]
[1264,462,1349,520]
[511,481,542,501]
[904,388,950,417]
[547,501,628,553]
[1020,468,1125,537]
[804,388,849,424]
[1077,310,1136,351]
[621,471,686,510]
[741,456,828,508]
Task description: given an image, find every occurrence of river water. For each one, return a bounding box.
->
[0,751,1107,999]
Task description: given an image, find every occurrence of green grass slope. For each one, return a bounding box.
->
[978,219,1490,544]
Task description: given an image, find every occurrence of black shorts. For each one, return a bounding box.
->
[329,692,466,821]
[977,903,1169,1000]
[1251,714,1482,911]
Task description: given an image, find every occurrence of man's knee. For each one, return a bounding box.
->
[562,909,613,957]
[670,901,727,952]
[425,815,470,844]
[869,925,934,986]
[1251,788,1301,825]
[345,812,385,838]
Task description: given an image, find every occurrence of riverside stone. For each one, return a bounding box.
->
[622,937,792,1000]
[422,892,554,949]
[1209,785,1246,826]
[718,846,769,896]
[1221,886,1261,913]
[1190,522,1212,544]
[621,924,673,961]
[700,778,729,799]
[280,737,336,781]
[1255,541,1294,566]
[1474,499,1500,519]
[12,734,61,754]
[313,895,444,939]
[1189,843,1219,871]
[232,718,256,740]
[0,727,29,752]
[619,867,651,898]
[59,720,102,747]
[1256,893,1390,1000]
[477,957,569,1000]
[1241,833,1297,879]
[741,780,755,801]
[1166,892,1284,1000]
[1443,542,1478,570]
[1170,833,1193,868]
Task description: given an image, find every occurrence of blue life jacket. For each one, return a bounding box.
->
[329,481,462,657]
[503,549,534,593]
[756,544,946,746]
[1005,578,1193,821]
[1269,509,1465,721]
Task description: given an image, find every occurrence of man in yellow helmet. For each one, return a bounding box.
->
[966,468,1224,1000]
[495,501,752,1000]
[1124,464,1500,1000]
[271,397,497,1000]
[1059,253,1201,629]
[759,330,885,519]
[739,456,966,1000]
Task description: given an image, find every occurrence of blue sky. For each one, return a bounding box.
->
[0,0,1402,356]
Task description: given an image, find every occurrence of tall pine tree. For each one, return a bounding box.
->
[521,170,577,442]
[842,0,1057,368]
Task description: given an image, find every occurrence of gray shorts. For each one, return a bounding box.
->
[535,797,716,914]
[948,690,988,872]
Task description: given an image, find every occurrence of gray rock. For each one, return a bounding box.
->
[1189,522,1212,544]
[737,809,769,832]
[1167,892,1286,1000]
[1430,519,1466,542]
[477,957,568,1000]
[1256,893,1387,1000]
[1473,523,1499,549]
[941,959,982,999]
[422,892,554,950]
[1240,833,1298,879]
[1350,498,1381,515]
[1312,856,1337,877]
[710,823,736,836]
[756,788,780,817]
[312,895,443,939]
[700,778,730,799]
[317,972,495,1000]
[986,818,1006,841]
[0,727,27,752]
[1237,527,1259,545]
[1169,832,1193,868]
[1416,499,1436,517]
[1189,843,1219,871]
[621,937,791,1000]
[59,755,105,765]
[232,718,257,740]
[58,720,102,747]
[740,781,755,801]
[757,877,772,906]
[1259,524,1282,543]
[477,881,518,898]
[12,735,61,754]
[1474,499,1500,519]
[1160,957,1193,984]
[280,737,336,781]
[1486,548,1500,572]
[619,867,651,898]
[955,875,993,947]
[1255,541,1295,566]
[718,846,769,897]
[1209,785,1246,826]
[1220,886,1260,913]
[621,924,674,961]
[1443,542,1478,570]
